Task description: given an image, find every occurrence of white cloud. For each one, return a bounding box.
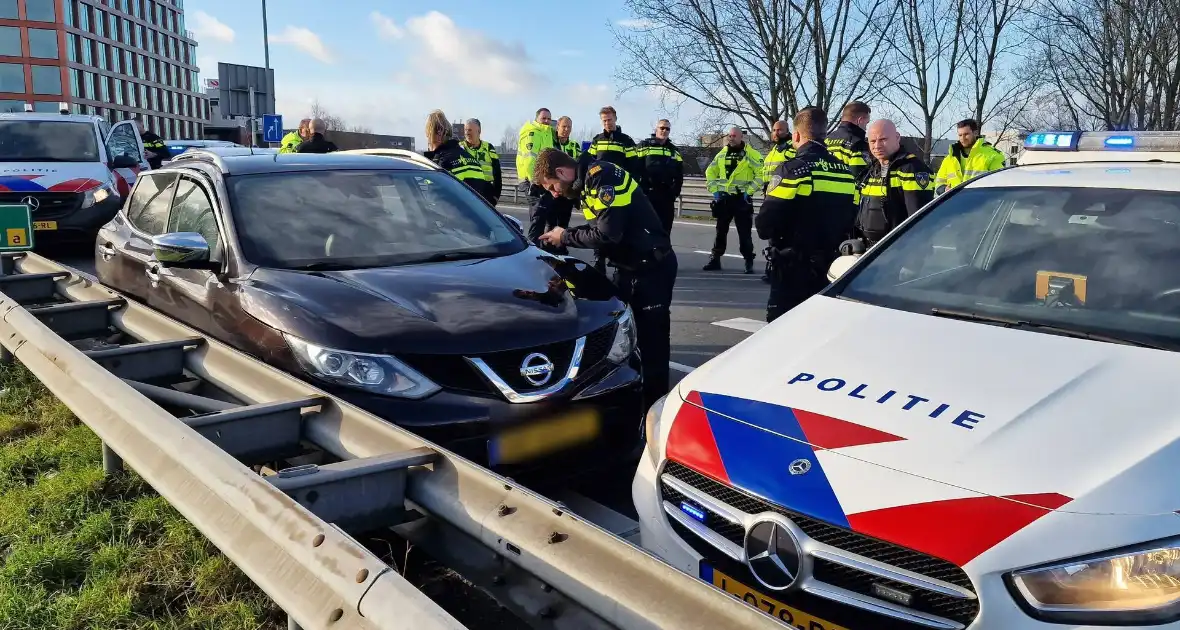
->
[615,18,656,29]
[269,26,334,64]
[371,11,404,40]
[570,83,611,103]
[191,11,235,43]
[404,11,544,95]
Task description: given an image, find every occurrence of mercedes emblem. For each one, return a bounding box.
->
[20,196,39,211]
[744,518,804,591]
[788,458,812,475]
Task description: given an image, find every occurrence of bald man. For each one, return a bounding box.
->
[854,119,934,246]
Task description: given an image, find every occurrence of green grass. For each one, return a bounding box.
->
[0,364,284,630]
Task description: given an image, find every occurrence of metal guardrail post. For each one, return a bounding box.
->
[102,443,124,475]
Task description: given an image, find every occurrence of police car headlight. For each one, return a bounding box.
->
[1009,539,1180,624]
[81,182,117,209]
[284,335,440,399]
[607,307,637,364]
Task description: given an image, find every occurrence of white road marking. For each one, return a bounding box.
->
[669,361,696,373]
[692,250,743,258]
[711,317,767,333]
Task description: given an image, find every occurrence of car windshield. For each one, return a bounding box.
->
[227,169,526,269]
[0,121,99,162]
[835,185,1180,349]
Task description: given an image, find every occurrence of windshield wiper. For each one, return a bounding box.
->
[929,308,1167,350]
[286,261,368,272]
[417,251,496,263]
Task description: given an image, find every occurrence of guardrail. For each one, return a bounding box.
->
[0,252,783,630]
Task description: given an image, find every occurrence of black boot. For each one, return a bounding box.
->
[744,259,755,274]
[702,256,722,271]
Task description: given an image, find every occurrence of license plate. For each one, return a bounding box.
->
[706,566,850,630]
[488,407,600,465]
[32,221,57,231]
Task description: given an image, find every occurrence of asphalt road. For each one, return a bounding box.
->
[48,206,771,391]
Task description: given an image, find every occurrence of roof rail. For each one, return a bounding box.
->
[339,148,441,171]
[170,149,230,173]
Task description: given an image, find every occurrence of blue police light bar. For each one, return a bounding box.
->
[1104,135,1135,148]
[1023,131,1080,151]
[679,501,707,523]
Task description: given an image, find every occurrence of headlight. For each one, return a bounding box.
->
[607,307,636,364]
[284,335,440,399]
[81,183,116,209]
[644,393,669,467]
[1009,539,1180,624]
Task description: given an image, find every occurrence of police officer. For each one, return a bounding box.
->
[760,120,795,282]
[517,108,559,243]
[543,115,580,253]
[556,116,581,160]
[756,107,858,322]
[135,117,171,169]
[296,118,339,154]
[280,118,310,154]
[855,119,935,247]
[825,101,872,183]
[423,110,495,204]
[703,127,763,273]
[533,148,677,409]
[637,119,684,234]
[586,106,643,180]
[461,118,503,206]
[935,118,1006,194]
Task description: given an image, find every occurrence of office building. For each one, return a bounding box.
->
[0,0,207,139]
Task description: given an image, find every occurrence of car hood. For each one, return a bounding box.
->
[240,247,624,355]
[670,296,1180,540]
[0,164,111,193]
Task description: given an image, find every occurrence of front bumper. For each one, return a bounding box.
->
[32,193,122,244]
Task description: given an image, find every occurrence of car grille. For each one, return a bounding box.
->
[0,192,83,220]
[401,323,618,398]
[660,461,981,629]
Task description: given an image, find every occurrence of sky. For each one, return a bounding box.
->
[187,0,695,148]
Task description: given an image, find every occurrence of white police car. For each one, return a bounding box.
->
[635,131,1180,629]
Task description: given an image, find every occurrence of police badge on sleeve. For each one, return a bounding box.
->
[915,171,932,188]
[769,174,783,191]
[598,187,615,206]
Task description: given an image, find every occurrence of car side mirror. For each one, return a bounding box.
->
[827,254,860,283]
[152,232,217,270]
[503,213,524,234]
[111,155,138,169]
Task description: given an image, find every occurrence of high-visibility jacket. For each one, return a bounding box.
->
[461,139,503,200]
[934,138,1005,193]
[756,141,858,255]
[516,120,557,183]
[637,137,684,198]
[558,138,581,160]
[279,131,302,154]
[705,143,764,196]
[857,150,935,244]
[825,121,871,182]
[762,140,796,192]
[564,160,670,270]
[425,139,495,205]
[587,128,643,180]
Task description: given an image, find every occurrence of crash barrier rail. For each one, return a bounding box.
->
[500,167,765,218]
[0,251,784,630]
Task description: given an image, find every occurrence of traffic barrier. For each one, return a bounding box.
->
[2,251,784,630]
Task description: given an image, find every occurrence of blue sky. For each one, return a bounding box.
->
[187,0,693,147]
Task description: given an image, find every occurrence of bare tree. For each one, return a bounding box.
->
[307,99,348,131]
[499,125,517,152]
[347,124,373,134]
[963,0,1041,131]
[876,0,968,159]
[611,0,896,137]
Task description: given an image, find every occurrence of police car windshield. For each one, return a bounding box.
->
[227,169,526,269]
[836,186,1180,349]
[0,121,99,162]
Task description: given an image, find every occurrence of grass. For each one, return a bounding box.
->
[0,363,284,630]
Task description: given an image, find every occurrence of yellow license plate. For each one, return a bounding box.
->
[32,221,57,231]
[490,407,600,465]
[712,568,850,630]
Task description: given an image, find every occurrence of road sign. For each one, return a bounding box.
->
[0,204,33,251]
[262,114,283,143]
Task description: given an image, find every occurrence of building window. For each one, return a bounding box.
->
[81,37,92,66]
[70,68,79,97]
[97,43,107,70]
[26,0,57,22]
[0,0,15,20]
[98,74,108,101]
[110,14,119,40]
[0,63,24,93]
[0,26,19,57]
[33,101,59,112]
[32,65,61,95]
[28,29,59,59]
[80,5,90,31]
[84,71,94,99]
[67,34,77,62]
[95,11,106,38]
[0,100,24,113]
[65,0,75,26]
[113,78,123,104]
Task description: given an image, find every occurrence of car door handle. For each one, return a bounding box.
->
[99,243,116,261]
[146,263,160,283]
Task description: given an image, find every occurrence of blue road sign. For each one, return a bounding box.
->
[263,114,284,143]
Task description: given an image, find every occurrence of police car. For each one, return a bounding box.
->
[634,131,1180,629]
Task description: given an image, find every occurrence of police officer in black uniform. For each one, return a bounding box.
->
[423,110,496,205]
[825,101,872,184]
[756,107,859,322]
[533,148,677,409]
[135,117,171,169]
[854,119,935,247]
[637,119,684,234]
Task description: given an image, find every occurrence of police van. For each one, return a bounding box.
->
[0,109,149,245]
[635,132,1180,629]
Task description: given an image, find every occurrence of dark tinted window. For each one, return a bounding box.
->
[126,173,177,235]
[25,0,55,22]
[0,121,98,162]
[167,178,220,256]
[226,169,525,269]
[837,186,1180,347]
[0,26,18,56]
[28,29,57,58]
[30,65,60,95]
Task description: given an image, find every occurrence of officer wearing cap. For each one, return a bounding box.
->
[533,148,677,409]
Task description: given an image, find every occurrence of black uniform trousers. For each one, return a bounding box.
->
[711,194,755,260]
[647,188,677,235]
[766,249,831,322]
[612,252,678,409]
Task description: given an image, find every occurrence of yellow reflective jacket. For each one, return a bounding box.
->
[934,139,1006,193]
[516,120,557,183]
[279,131,302,154]
[705,143,764,195]
[762,140,796,191]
